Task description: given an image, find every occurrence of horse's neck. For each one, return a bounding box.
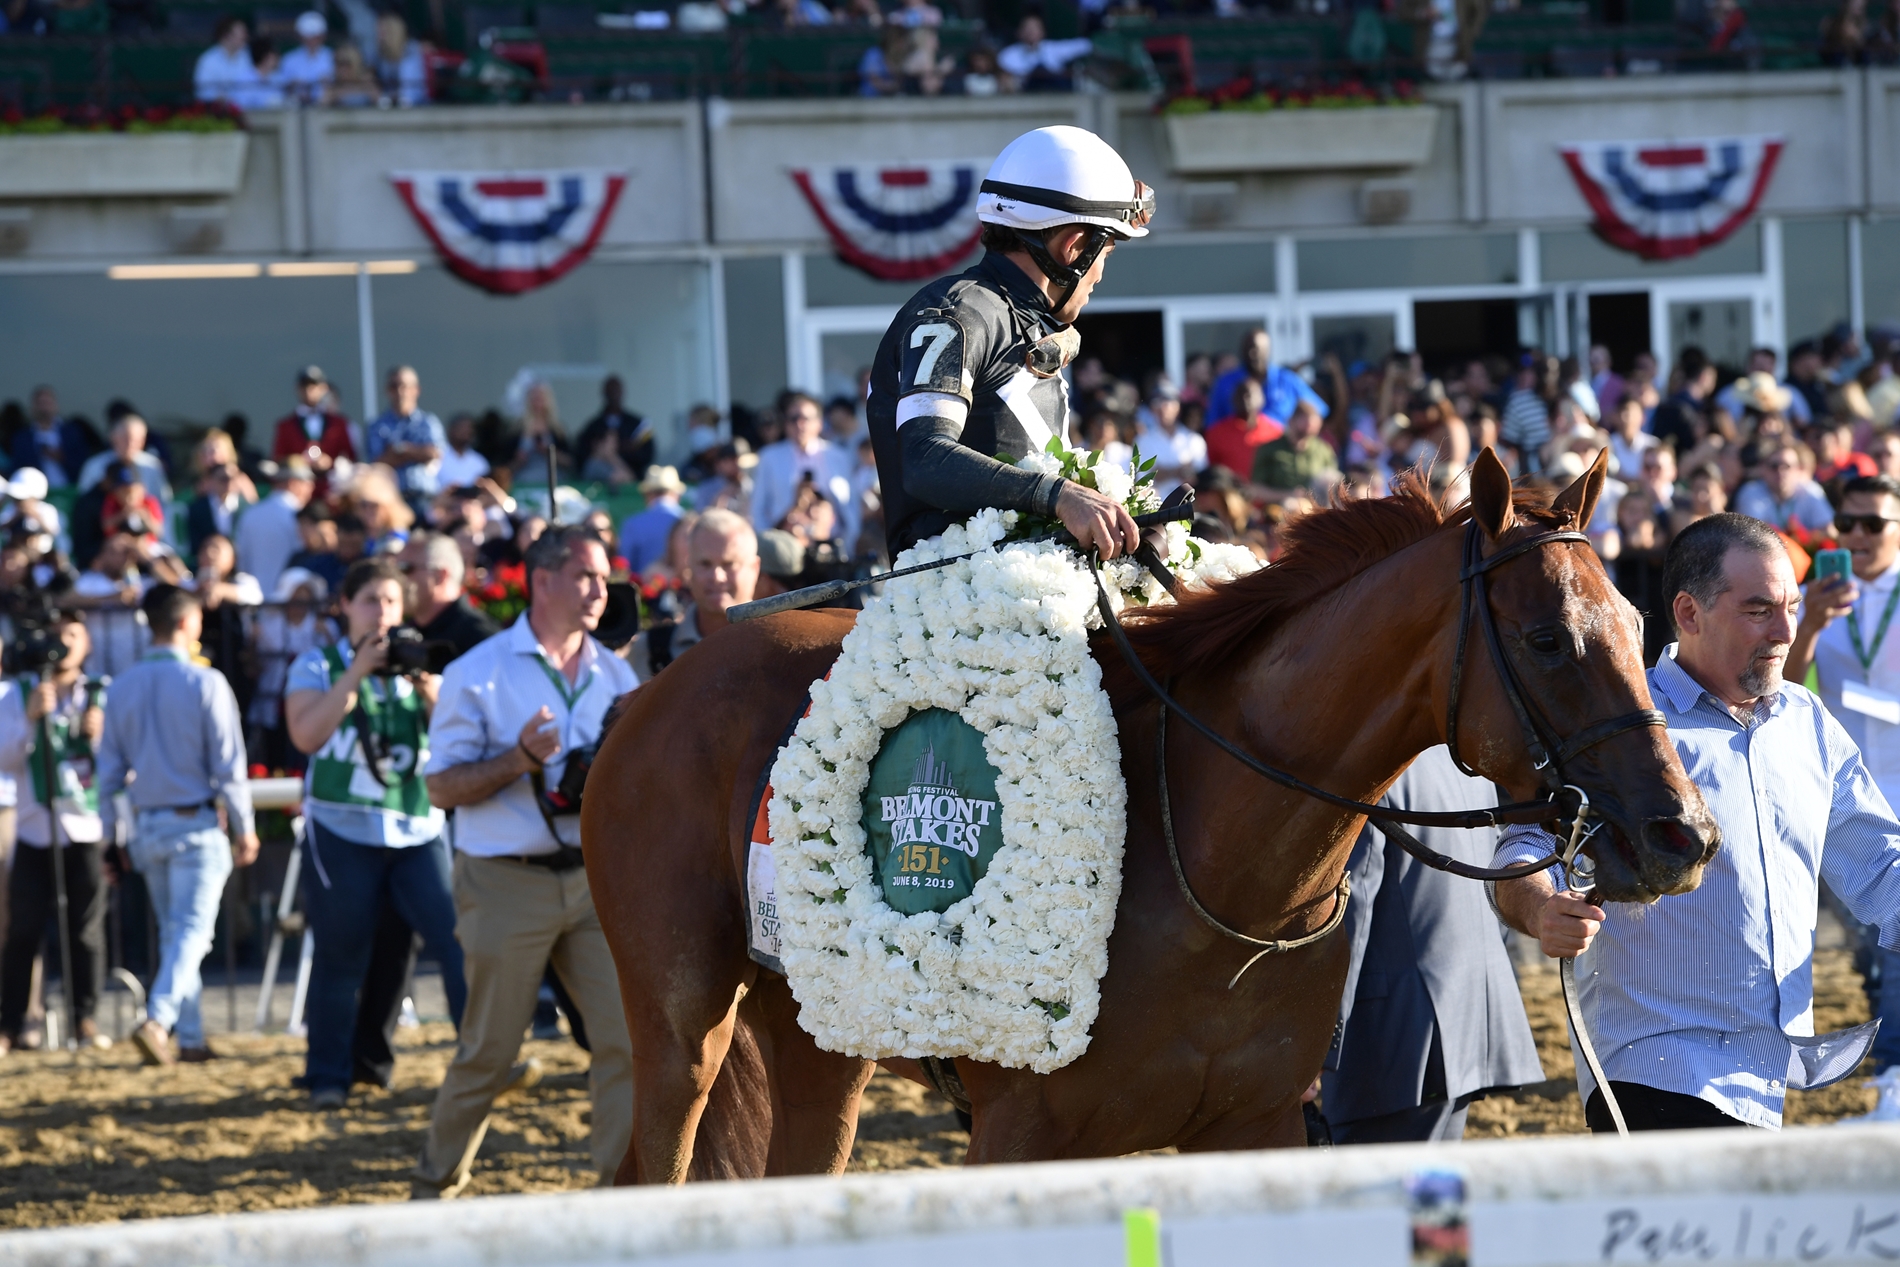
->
[1168,528,1461,929]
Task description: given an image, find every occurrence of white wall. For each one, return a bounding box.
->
[1,1124,1896,1267]
[1479,72,1864,225]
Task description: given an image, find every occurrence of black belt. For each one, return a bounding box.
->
[503,846,586,872]
[148,801,218,817]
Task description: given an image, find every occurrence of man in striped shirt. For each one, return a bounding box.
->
[1499,354,1556,476]
[1492,513,1900,1130]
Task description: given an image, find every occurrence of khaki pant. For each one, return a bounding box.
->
[415,853,633,1191]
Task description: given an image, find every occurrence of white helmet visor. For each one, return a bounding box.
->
[976,178,1154,239]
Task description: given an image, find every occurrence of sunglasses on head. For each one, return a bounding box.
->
[1834,513,1900,535]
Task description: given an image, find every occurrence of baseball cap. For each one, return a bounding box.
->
[5,468,49,502]
[294,9,327,37]
[1148,375,1179,403]
[757,529,805,581]
[297,364,327,386]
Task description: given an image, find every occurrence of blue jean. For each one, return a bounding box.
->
[303,821,466,1093]
[130,807,233,1049]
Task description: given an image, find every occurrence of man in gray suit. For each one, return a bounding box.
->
[1320,745,1544,1143]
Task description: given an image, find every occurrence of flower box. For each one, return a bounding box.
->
[1162,105,1439,174]
[0,131,249,198]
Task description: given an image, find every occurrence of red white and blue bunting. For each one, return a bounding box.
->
[1559,136,1784,261]
[792,161,985,282]
[390,170,627,295]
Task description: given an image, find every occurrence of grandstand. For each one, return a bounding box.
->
[0,0,1874,111]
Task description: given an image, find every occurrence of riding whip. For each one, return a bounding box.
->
[727,498,1198,624]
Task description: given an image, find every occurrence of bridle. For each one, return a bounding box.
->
[1444,522,1666,799]
[1092,519,1665,891]
[1090,516,1665,1136]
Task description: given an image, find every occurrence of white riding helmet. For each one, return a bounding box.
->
[976,125,1153,240]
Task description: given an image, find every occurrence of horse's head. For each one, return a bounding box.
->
[1459,447,1719,902]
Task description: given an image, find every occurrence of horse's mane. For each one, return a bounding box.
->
[1098,470,1563,706]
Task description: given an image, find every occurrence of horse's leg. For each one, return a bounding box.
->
[685,1004,774,1180]
[959,1065,1069,1165]
[610,964,750,1184]
[746,973,875,1175]
[1174,1100,1308,1153]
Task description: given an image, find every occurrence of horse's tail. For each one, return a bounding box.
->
[687,1011,773,1181]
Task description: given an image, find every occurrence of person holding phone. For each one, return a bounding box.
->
[1788,472,1900,1073]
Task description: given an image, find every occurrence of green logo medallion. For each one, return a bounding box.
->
[861,707,1003,915]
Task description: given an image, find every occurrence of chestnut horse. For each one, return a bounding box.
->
[581,449,1720,1183]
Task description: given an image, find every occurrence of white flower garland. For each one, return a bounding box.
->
[768,501,1261,1073]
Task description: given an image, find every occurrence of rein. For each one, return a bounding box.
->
[1091,519,1659,1137]
[1087,520,1666,933]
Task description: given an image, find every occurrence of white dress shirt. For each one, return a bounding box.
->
[436,445,491,490]
[1132,421,1208,499]
[996,36,1093,78]
[234,491,304,598]
[749,438,860,547]
[425,618,636,855]
[194,44,258,102]
[1496,647,1900,1128]
[278,44,335,102]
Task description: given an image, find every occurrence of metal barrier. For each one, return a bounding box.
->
[1,1121,1896,1265]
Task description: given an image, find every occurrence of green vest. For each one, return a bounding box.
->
[27,689,98,818]
[307,646,432,818]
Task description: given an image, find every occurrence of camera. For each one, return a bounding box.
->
[5,589,66,676]
[592,581,642,651]
[374,627,456,677]
[6,513,55,561]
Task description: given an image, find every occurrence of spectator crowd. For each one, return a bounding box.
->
[3,311,1900,1170]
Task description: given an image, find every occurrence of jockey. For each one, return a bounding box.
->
[866,125,1155,559]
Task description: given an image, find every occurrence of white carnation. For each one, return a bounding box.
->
[766,529,1125,1073]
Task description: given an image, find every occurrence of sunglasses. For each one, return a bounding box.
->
[1834,513,1900,535]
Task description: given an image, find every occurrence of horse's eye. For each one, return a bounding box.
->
[1526,629,1566,656]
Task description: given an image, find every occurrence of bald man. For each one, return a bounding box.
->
[627,508,761,683]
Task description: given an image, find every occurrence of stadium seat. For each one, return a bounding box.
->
[1551,42,1616,74]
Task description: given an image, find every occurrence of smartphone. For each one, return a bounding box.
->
[1814,547,1854,585]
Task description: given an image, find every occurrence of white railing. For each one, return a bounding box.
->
[1,1121,1896,1266]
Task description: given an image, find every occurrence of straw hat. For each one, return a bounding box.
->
[1731,371,1792,415]
[639,465,686,496]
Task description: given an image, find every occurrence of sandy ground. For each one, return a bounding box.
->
[0,949,1882,1230]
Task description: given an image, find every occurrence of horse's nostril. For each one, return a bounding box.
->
[1642,817,1708,863]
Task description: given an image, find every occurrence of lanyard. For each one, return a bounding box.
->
[533,652,592,713]
[1848,575,1900,673]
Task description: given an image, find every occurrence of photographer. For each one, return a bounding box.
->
[346,533,492,1092]
[285,557,465,1109]
[0,614,109,1055]
[413,524,635,1197]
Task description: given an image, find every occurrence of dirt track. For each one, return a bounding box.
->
[0,949,1880,1229]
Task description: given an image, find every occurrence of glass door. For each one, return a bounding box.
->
[1290,291,1414,371]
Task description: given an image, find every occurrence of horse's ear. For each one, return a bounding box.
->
[1469,447,1516,541]
[1551,446,1610,530]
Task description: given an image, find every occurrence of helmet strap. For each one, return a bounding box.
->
[1013,225,1114,316]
